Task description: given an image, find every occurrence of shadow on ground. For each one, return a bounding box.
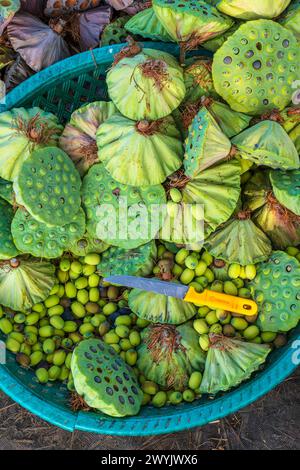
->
[0,369,299,450]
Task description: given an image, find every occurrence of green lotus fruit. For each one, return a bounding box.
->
[0,45,14,71]
[0,0,20,34]
[0,107,63,181]
[289,124,300,154]
[200,334,270,394]
[128,287,196,325]
[213,20,299,115]
[279,0,300,40]
[82,163,166,249]
[12,208,86,259]
[245,172,300,249]
[203,22,241,52]
[0,178,14,205]
[184,108,232,176]
[59,101,117,176]
[98,241,157,278]
[232,121,300,170]
[0,199,19,260]
[101,16,130,46]
[182,160,241,237]
[14,147,82,226]
[71,338,143,417]
[270,169,300,216]
[217,0,291,20]
[210,259,230,281]
[125,8,172,42]
[205,210,272,265]
[152,0,233,59]
[0,257,56,311]
[183,58,216,104]
[97,114,183,187]
[137,323,206,391]
[68,233,109,257]
[107,48,185,121]
[249,251,300,332]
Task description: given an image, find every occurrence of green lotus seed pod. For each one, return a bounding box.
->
[136,318,150,328]
[32,342,43,352]
[201,252,213,265]
[193,319,209,335]
[141,393,151,405]
[185,255,198,270]
[98,321,110,337]
[44,295,60,309]
[245,265,256,280]
[172,264,183,277]
[180,268,195,285]
[189,282,203,293]
[77,289,89,305]
[142,381,159,395]
[39,319,49,327]
[250,336,262,344]
[209,324,223,335]
[71,301,86,318]
[120,338,132,351]
[106,286,118,300]
[195,261,207,277]
[65,352,72,369]
[86,302,99,314]
[25,331,37,345]
[231,318,248,331]
[232,278,244,289]
[87,273,99,288]
[114,316,131,327]
[20,343,31,356]
[57,270,69,283]
[199,334,210,351]
[175,248,189,265]
[6,337,20,353]
[152,391,167,408]
[0,318,13,335]
[75,277,88,290]
[84,253,101,266]
[115,325,130,339]
[57,286,65,298]
[70,261,82,274]
[286,246,299,257]
[170,188,182,203]
[224,281,238,296]
[204,268,214,283]
[9,332,24,343]
[210,281,223,293]
[183,389,195,402]
[102,303,117,316]
[197,306,210,318]
[243,325,260,340]
[36,368,49,384]
[205,311,218,325]
[228,264,241,279]
[65,282,77,299]
[189,371,202,390]
[79,323,95,336]
[50,285,59,295]
[48,305,64,317]
[48,365,61,381]
[238,288,251,299]
[49,316,64,330]
[169,391,183,405]
[43,338,56,354]
[82,265,96,277]
[261,332,277,343]
[59,258,71,272]
[64,321,77,333]
[39,326,54,338]
[125,349,138,366]
[103,330,119,344]
[32,303,45,314]
[89,287,100,303]
[53,350,66,367]
[30,351,43,366]
[59,365,69,381]
[129,331,141,347]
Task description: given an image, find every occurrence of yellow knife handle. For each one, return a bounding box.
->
[184,287,258,316]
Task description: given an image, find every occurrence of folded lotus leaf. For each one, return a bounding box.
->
[184,108,232,176]
[200,334,270,394]
[232,121,300,170]
[0,107,63,181]
[205,211,272,265]
[60,101,117,176]
[128,287,196,325]
[182,160,241,237]
[202,98,252,138]
[217,0,291,20]
[270,169,300,216]
[249,251,300,332]
[82,163,166,249]
[244,169,271,211]
[125,8,172,42]
[73,6,113,51]
[0,258,56,312]
[0,199,19,260]
[137,323,206,390]
[183,59,215,104]
[8,12,70,72]
[97,241,157,277]
[279,0,300,40]
[97,113,183,186]
[14,147,82,226]
[213,20,299,115]
[107,48,186,121]
[152,0,233,46]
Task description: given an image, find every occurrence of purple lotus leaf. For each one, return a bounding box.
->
[7,12,70,72]
[20,0,47,17]
[4,54,35,91]
[76,5,113,51]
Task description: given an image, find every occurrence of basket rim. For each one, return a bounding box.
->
[0,43,299,435]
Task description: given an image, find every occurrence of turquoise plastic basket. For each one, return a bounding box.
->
[0,43,299,436]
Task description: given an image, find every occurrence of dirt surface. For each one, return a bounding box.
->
[0,368,299,450]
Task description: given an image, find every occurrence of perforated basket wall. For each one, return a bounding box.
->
[0,43,299,436]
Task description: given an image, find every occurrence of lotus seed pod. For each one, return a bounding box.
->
[0,199,19,260]
[98,241,157,277]
[128,287,196,325]
[97,114,183,187]
[14,147,81,226]
[213,20,299,115]
[137,322,206,391]
[279,0,300,40]
[69,233,109,257]
[232,121,299,170]
[12,208,86,259]
[107,48,185,121]
[60,101,117,176]
[200,334,270,394]
[71,338,143,417]
[205,210,272,266]
[125,8,172,42]
[270,169,300,217]
[217,0,291,20]
[100,16,130,46]
[249,251,300,332]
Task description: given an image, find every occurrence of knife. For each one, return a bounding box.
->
[104,275,258,316]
